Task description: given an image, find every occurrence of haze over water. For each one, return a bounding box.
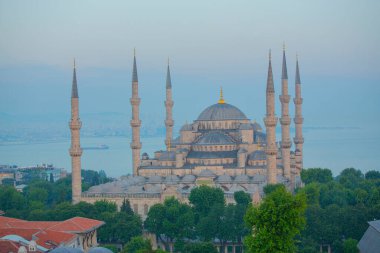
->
[1,1,379,177]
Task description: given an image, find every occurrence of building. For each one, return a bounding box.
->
[72,48,305,218]
[0,216,104,253]
[358,220,380,253]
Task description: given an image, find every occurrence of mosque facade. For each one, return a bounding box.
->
[71,49,304,219]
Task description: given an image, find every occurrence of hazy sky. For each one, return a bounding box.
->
[1,0,380,173]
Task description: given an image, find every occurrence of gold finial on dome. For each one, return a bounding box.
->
[218,87,225,104]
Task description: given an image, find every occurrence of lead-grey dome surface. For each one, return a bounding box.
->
[88,248,113,253]
[196,131,235,145]
[197,103,247,121]
[50,248,83,253]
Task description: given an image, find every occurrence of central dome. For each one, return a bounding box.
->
[197,103,247,121]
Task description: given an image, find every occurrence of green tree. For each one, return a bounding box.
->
[234,191,251,206]
[244,185,307,253]
[338,168,364,189]
[123,236,151,253]
[301,168,333,184]
[189,185,225,217]
[183,242,218,253]
[365,170,380,180]
[343,238,359,253]
[145,197,194,251]
[121,198,134,215]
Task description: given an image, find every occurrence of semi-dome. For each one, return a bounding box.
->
[216,174,232,183]
[248,150,266,160]
[196,131,235,145]
[88,247,113,253]
[182,174,196,183]
[197,103,247,121]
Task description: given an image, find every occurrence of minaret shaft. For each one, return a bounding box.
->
[165,64,174,149]
[69,65,82,204]
[280,50,291,180]
[294,59,304,174]
[130,55,141,176]
[264,51,278,184]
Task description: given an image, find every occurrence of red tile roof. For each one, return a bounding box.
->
[0,216,104,250]
[48,217,104,233]
[0,239,21,253]
[0,228,40,240]
[35,229,76,249]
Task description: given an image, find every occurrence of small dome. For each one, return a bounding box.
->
[197,103,247,121]
[251,122,263,131]
[50,248,83,253]
[148,175,163,184]
[196,131,235,145]
[158,151,176,161]
[88,248,114,253]
[182,174,196,183]
[126,185,144,193]
[165,175,180,184]
[198,169,216,178]
[239,123,253,130]
[142,152,149,160]
[234,174,250,183]
[248,150,266,160]
[216,174,232,183]
[176,148,189,154]
[132,176,146,184]
[252,174,266,183]
[180,123,193,131]
[145,184,161,193]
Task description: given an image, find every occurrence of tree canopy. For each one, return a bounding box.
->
[244,185,307,253]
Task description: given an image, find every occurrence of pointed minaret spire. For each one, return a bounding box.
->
[264,49,278,184]
[295,55,301,85]
[282,43,288,79]
[279,46,292,181]
[71,59,78,98]
[132,49,138,82]
[294,55,304,180]
[69,60,82,204]
[165,58,174,150]
[130,50,142,176]
[166,58,172,88]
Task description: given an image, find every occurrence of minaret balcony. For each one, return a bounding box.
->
[281,140,292,148]
[130,120,141,127]
[69,121,82,130]
[130,98,141,106]
[265,146,277,155]
[293,137,304,144]
[69,148,83,156]
[280,117,291,125]
[264,117,278,127]
[294,98,303,104]
[294,117,304,124]
[279,95,290,103]
[165,100,174,107]
[130,142,142,149]
[165,119,174,127]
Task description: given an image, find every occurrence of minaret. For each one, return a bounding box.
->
[164,59,174,150]
[130,51,142,176]
[293,56,304,175]
[264,50,278,184]
[69,59,83,204]
[279,45,292,180]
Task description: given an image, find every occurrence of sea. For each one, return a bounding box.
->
[0,126,379,178]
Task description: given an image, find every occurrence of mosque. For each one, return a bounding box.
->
[69,48,304,219]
